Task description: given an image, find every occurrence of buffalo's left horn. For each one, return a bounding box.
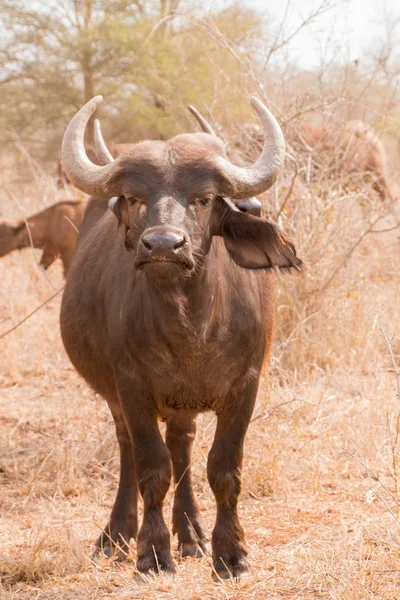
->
[188,105,217,136]
[94,119,114,165]
[61,96,115,197]
[217,97,285,199]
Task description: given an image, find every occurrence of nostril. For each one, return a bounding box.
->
[141,230,188,253]
[173,236,186,250]
[142,237,152,251]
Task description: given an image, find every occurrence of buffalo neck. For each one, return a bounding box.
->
[127,238,239,346]
[13,217,45,250]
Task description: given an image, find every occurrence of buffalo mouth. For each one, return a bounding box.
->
[136,256,195,277]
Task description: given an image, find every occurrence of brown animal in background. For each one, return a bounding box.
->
[0,199,86,277]
[231,119,395,201]
[294,120,395,201]
[60,95,303,578]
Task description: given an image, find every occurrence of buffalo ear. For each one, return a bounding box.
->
[211,196,303,271]
[109,196,130,228]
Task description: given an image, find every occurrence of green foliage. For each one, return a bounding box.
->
[0,0,266,166]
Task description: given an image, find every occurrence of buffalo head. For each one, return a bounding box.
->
[62,96,302,283]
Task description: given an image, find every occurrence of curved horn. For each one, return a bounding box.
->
[188,105,217,136]
[62,96,115,197]
[217,97,286,199]
[94,119,114,165]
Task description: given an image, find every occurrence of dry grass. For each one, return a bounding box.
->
[1,142,400,599]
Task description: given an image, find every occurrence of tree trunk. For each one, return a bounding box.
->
[82,0,95,146]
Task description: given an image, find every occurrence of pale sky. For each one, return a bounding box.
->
[256,0,400,69]
[207,0,400,70]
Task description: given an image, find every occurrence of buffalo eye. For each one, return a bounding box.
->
[198,197,212,206]
[109,196,143,228]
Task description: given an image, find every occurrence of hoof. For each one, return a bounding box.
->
[180,542,205,558]
[136,551,176,575]
[212,568,250,583]
[91,543,129,562]
[91,532,131,562]
[212,556,249,582]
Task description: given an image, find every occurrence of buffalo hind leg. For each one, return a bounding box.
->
[93,397,138,561]
[118,379,175,574]
[374,174,393,202]
[208,378,258,579]
[166,415,208,558]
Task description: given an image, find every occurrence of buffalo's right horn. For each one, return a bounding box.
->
[62,96,115,197]
[94,119,114,165]
[188,105,217,136]
[216,97,286,199]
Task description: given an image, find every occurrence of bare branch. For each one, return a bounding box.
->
[0,288,64,341]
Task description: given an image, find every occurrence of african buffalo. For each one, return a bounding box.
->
[230,119,395,201]
[294,120,394,200]
[60,95,303,578]
[0,198,86,276]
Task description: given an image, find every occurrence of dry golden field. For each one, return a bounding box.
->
[1,152,400,599]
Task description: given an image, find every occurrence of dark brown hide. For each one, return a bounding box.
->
[60,120,302,578]
[0,199,86,277]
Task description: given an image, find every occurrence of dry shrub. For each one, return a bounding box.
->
[226,98,399,380]
[252,133,399,380]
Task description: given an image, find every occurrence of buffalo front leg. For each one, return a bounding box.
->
[118,381,175,574]
[60,248,74,278]
[166,415,208,558]
[39,247,57,270]
[93,397,138,561]
[208,379,258,579]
